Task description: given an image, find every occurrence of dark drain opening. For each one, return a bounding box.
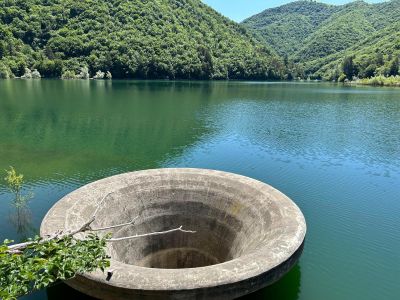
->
[111,213,242,269]
[138,248,221,269]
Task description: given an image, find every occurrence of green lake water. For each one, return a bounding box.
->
[0,80,399,300]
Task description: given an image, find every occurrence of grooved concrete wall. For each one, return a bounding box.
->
[41,168,306,300]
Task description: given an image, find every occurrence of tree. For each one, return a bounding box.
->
[342,56,355,79]
[388,56,399,76]
[21,68,32,79]
[363,64,376,78]
[31,69,41,79]
[77,66,90,79]
[94,70,105,79]
[0,169,195,299]
[35,59,63,78]
[0,42,5,59]
[0,63,10,79]
[61,70,76,79]
[4,167,33,208]
[197,46,214,79]
[375,51,384,66]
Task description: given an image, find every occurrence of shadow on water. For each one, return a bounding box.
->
[46,282,97,300]
[45,265,301,300]
[239,264,301,300]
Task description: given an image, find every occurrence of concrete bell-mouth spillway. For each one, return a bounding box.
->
[40,168,306,299]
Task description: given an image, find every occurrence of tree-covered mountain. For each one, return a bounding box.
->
[243,0,400,80]
[0,0,285,79]
[242,0,338,57]
[306,20,400,80]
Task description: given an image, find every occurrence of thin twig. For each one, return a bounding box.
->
[68,216,96,235]
[92,192,113,218]
[90,217,139,232]
[107,226,196,242]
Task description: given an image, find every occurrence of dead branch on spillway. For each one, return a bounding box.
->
[107,226,196,242]
[7,218,195,253]
[90,217,139,232]
[6,195,196,253]
[7,217,96,253]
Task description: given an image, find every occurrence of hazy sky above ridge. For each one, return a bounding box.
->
[202,0,387,22]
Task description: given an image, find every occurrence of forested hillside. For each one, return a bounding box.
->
[1,0,399,82]
[306,21,400,80]
[244,0,400,81]
[0,0,285,79]
[242,1,338,57]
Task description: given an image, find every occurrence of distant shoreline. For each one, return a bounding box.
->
[2,77,400,88]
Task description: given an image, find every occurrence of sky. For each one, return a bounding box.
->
[202,0,387,22]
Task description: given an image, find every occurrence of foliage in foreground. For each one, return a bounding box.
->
[0,235,109,300]
[1,167,109,300]
[0,167,193,299]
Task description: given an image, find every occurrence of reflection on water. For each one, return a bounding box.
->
[242,265,301,300]
[0,80,216,181]
[43,265,301,300]
[46,282,96,300]
[2,80,399,300]
[9,207,36,241]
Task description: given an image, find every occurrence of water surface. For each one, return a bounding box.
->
[0,80,399,300]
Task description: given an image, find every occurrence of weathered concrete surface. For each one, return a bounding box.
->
[40,168,306,299]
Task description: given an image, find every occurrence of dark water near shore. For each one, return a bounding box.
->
[0,80,399,300]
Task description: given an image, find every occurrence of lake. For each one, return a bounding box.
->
[0,80,399,300]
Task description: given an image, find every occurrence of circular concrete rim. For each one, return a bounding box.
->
[40,168,306,291]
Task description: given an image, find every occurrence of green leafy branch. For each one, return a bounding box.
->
[1,171,196,300]
[0,234,109,300]
[1,212,195,300]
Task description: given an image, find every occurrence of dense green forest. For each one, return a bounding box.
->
[243,0,400,82]
[0,0,286,80]
[242,0,338,57]
[1,0,399,82]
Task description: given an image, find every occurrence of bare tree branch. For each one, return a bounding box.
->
[6,192,196,253]
[7,217,97,253]
[69,216,96,235]
[92,192,113,217]
[7,222,195,253]
[90,217,139,232]
[107,226,196,242]
[7,241,34,253]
